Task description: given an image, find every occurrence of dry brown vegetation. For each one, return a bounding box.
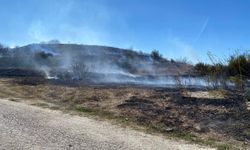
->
[0,77,249,150]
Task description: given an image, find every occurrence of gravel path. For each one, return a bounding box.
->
[0,99,214,150]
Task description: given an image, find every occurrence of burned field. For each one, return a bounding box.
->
[119,91,249,141]
[117,89,249,143]
[0,77,249,149]
[0,43,249,149]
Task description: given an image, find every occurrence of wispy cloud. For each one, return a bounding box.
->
[26,0,113,45]
[166,38,199,63]
[194,17,210,43]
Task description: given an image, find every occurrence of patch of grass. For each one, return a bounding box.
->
[208,89,228,98]
[75,106,115,119]
[217,144,237,150]
[49,106,60,110]
[148,123,168,132]
[75,106,95,113]
[31,102,50,108]
[145,123,240,150]
[170,131,200,142]
[145,123,204,144]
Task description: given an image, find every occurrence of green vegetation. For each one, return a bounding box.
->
[75,106,115,119]
[194,63,227,77]
[194,52,250,88]
[228,54,250,78]
[217,144,237,150]
[75,106,95,113]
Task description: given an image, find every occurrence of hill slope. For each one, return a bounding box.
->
[0,43,193,83]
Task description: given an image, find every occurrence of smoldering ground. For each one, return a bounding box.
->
[0,43,232,88]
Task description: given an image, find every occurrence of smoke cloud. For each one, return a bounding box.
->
[0,43,230,88]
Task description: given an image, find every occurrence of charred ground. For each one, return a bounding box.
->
[0,77,248,150]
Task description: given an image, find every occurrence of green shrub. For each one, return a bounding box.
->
[194,52,250,89]
[227,54,250,78]
[194,53,250,80]
[194,63,210,76]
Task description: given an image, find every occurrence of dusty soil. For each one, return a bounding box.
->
[0,77,249,149]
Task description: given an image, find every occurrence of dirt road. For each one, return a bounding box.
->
[0,99,213,150]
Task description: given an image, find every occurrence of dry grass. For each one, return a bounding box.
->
[0,77,248,150]
[186,90,227,99]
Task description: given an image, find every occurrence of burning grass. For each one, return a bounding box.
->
[0,77,249,150]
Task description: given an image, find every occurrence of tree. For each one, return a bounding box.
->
[170,59,175,63]
[150,50,162,61]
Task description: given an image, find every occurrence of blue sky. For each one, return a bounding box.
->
[1,0,250,63]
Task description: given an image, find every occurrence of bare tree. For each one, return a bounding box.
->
[71,60,89,80]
